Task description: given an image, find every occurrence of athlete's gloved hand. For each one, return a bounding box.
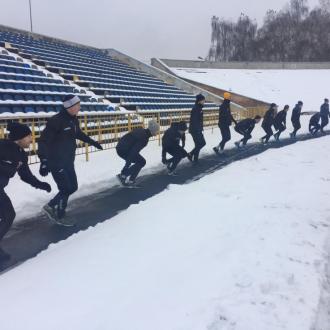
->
[38,182,51,193]
[39,159,49,177]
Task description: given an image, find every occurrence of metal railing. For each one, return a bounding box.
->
[0,106,268,164]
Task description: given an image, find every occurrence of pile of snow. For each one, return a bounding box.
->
[1,135,330,330]
[172,68,330,111]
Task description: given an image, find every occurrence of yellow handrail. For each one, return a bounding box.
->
[0,107,268,164]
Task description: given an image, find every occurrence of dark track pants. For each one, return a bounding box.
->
[0,189,15,241]
[218,125,231,150]
[234,127,252,145]
[274,123,286,139]
[190,131,206,161]
[165,145,188,171]
[321,116,329,133]
[117,149,146,181]
[309,123,321,135]
[261,124,273,143]
[48,165,78,219]
[291,119,301,137]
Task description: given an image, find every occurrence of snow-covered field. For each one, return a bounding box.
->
[172,68,330,111]
[1,133,330,330]
[3,64,329,329]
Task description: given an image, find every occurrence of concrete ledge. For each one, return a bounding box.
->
[155,58,330,70]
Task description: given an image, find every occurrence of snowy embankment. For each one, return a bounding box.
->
[172,68,330,111]
[1,135,330,330]
[9,117,311,224]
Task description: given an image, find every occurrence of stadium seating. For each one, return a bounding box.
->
[0,29,218,114]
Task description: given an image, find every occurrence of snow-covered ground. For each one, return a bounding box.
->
[1,133,330,330]
[8,116,312,224]
[172,68,330,111]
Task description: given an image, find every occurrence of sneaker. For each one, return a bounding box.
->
[234,141,241,149]
[116,173,128,186]
[43,204,58,222]
[168,169,178,176]
[213,147,219,154]
[127,179,136,186]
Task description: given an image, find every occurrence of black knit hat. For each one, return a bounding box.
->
[177,121,188,131]
[196,93,205,103]
[7,121,31,141]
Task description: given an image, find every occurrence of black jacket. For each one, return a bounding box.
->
[235,118,255,134]
[116,128,151,160]
[38,109,97,167]
[320,103,330,118]
[0,139,45,189]
[291,104,302,122]
[310,113,321,125]
[162,123,185,149]
[189,103,203,133]
[274,110,287,127]
[262,107,275,127]
[218,100,236,127]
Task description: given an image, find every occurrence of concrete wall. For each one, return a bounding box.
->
[107,49,245,111]
[153,58,330,70]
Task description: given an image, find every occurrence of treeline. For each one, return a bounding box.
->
[207,0,330,62]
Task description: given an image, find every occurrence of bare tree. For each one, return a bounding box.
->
[207,0,330,62]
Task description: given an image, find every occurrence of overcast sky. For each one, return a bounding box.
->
[0,0,320,62]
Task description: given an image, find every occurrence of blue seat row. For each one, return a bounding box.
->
[0,54,16,61]
[0,64,44,76]
[0,81,74,92]
[0,59,30,68]
[1,93,92,102]
[122,98,196,104]
[0,73,63,84]
[0,103,110,114]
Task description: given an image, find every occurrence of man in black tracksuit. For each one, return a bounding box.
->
[0,122,51,260]
[234,115,261,148]
[261,103,277,143]
[274,105,289,141]
[38,95,103,223]
[290,101,303,138]
[188,94,206,163]
[162,121,190,174]
[116,119,159,186]
[320,98,330,134]
[309,112,321,135]
[213,92,237,154]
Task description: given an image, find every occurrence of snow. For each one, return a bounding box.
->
[1,134,330,330]
[172,68,330,111]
